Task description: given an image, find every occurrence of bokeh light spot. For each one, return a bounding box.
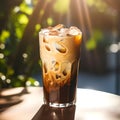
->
[0,53,4,59]
[6,79,11,83]
[22,53,28,58]
[0,43,5,49]
[47,17,53,26]
[109,44,119,53]
[1,75,6,80]
[34,81,40,86]
[26,81,31,86]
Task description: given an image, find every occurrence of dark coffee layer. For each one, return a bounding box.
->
[43,60,79,103]
[43,76,77,103]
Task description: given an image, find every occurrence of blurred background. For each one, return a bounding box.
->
[0,0,120,94]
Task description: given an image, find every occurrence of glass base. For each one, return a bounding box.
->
[44,101,75,108]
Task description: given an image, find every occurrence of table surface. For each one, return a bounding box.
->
[0,87,120,120]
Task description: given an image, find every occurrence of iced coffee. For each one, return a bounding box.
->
[39,24,82,107]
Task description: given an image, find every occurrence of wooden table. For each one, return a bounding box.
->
[0,87,120,120]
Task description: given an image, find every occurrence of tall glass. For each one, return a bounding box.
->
[39,24,82,107]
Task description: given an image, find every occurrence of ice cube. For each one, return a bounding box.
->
[51,61,59,71]
[62,69,67,76]
[54,43,66,53]
[61,62,71,76]
[43,63,47,73]
[43,38,48,43]
[49,30,59,36]
[45,44,51,51]
[56,74,61,79]
[52,24,64,30]
[68,26,81,35]
[59,28,69,36]
[41,29,49,34]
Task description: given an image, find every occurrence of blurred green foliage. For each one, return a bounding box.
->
[53,0,70,14]
[86,30,103,50]
[0,0,39,88]
[87,0,107,12]
[0,30,10,43]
